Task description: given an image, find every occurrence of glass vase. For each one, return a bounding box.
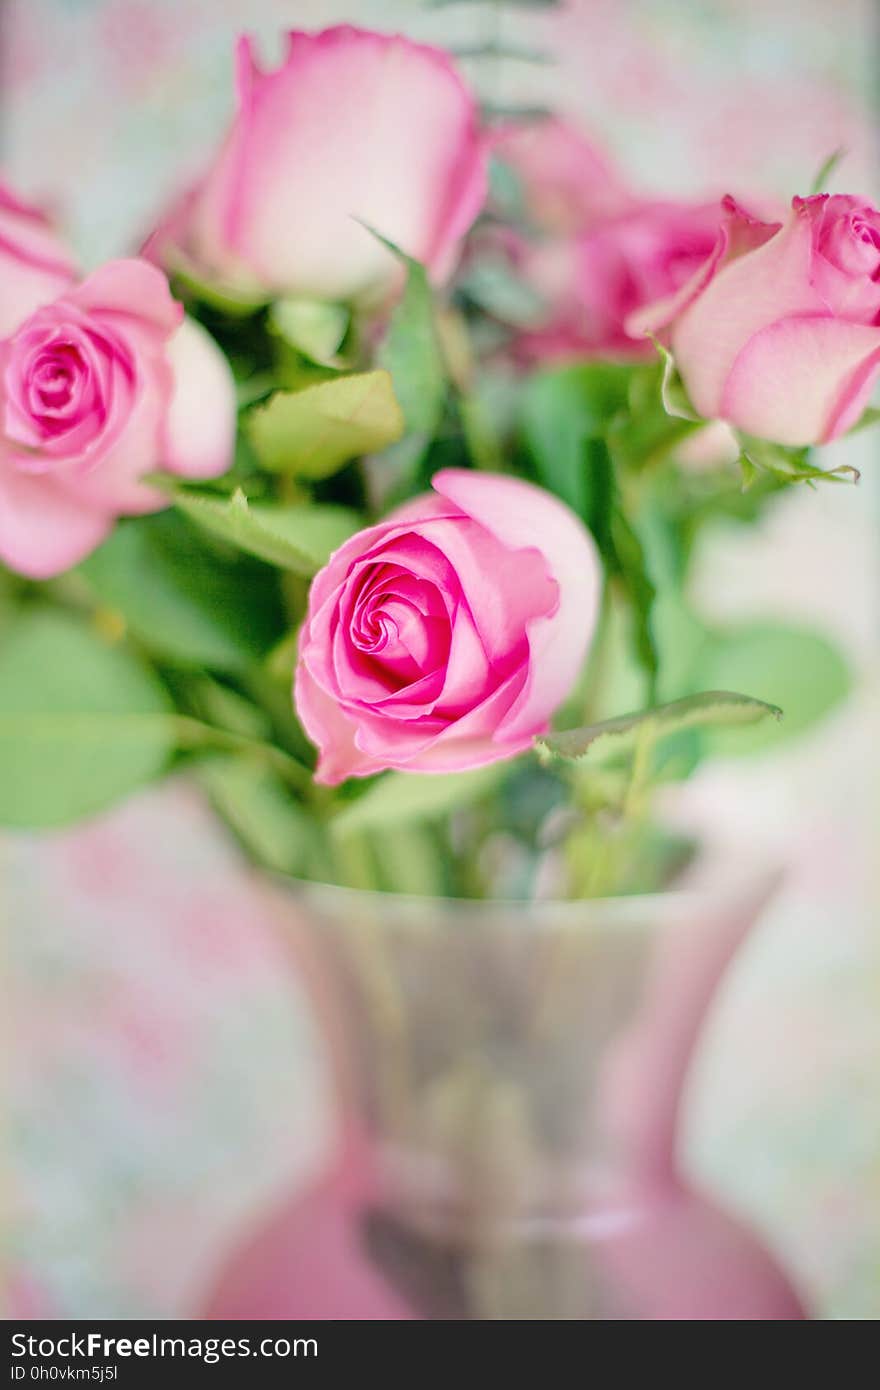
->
[202,877,808,1320]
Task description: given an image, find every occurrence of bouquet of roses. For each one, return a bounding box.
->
[0,23,872,900]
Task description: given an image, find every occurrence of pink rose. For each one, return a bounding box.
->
[0,192,236,577]
[632,193,880,446]
[145,27,488,304]
[494,117,629,234]
[517,199,724,362]
[294,470,600,784]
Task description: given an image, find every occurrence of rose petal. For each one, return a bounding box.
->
[628,195,781,343]
[432,469,601,740]
[68,258,182,338]
[294,660,385,785]
[0,183,77,336]
[162,316,236,479]
[720,314,880,446]
[0,460,111,578]
[367,668,532,774]
[56,357,171,514]
[671,198,823,419]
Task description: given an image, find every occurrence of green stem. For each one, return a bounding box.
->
[174,715,313,793]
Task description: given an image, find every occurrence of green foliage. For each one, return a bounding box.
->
[373,233,448,478]
[330,765,504,838]
[652,338,699,422]
[520,362,631,515]
[247,370,404,478]
[738,435,860,488]
[698,623,851,754]
[269,298,350,366]
[79,512,284,673]
[809,148,846,195]
[0,609,175,827]
[198,754,319,878]
[176,489,359,574]
[518,363,660,690]
[537,689,781,767]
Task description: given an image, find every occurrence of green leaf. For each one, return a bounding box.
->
[698,623,851,754]
[247,370,405,478]
[739,435,860,487]
[197,754,318,878]
[0,609,175,827]
[809,147,846,195]
[536,690,782,766]
[652,338,700,422]
[608,504,659,694]
[371,231,447,453]
[331,765,502,838]
[851,405,880,435]
[176,489,360,574]
[79,512,284,673]
[520,362,632,515]
[269,298,349,366]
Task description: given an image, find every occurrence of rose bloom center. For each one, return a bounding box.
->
[349,564,451,687]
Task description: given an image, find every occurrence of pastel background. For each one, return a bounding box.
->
[3,0,879,1319]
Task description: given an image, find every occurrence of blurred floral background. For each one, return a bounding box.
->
[3,0,879,1319]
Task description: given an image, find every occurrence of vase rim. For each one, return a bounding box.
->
[271,865,779,931]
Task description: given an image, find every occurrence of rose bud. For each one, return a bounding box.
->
[294,469,601,784]
[0,201,236,577]
[631,193,880,446]
[144,27,488,306]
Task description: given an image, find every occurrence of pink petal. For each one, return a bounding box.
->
[0,462,110,578]
[56,358,172,514]
[628,195,781,344]
[431,469,601,740]
[375,669,533,774]
[294,660,385,786]
[0,183,77,335]
[161,316,236,479]
[671,198,821,419]
[433,604,494,716]
[68,258,182,338]
[719,314,880,446]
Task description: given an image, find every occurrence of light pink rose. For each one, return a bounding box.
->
[632,193,880,446]
[494,117,629,234]
[0,193,236,577]
[517,199,724,362]
[294,470,600,784]
[145,27,488,304]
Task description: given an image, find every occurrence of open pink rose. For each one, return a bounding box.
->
[145,27,488,305]
[517,199,725,362]
[0,201,236,577]
[295,470,600,784]
[632,193,880,446]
